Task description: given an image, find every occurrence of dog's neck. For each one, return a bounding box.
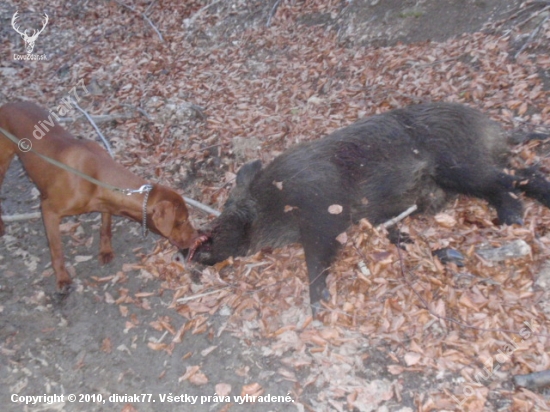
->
[102,183,157,226]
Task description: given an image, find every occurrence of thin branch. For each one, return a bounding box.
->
[176,286,231,303]
[144,0,157,14]
[183,196,221,216]
[1,212,41,222]
[266,0,281,27]
[514,13,550,58]
[407,55,464,68]
[379,204,418,229]
[141,14,164,42]
[57,113,134,124]
[516,4,550,28]
[118,103,153,121]
[184,0,221,28]
[526,0,550,6]
[113,0,164,42]
[70,98,115,158]
[496,0,550,25]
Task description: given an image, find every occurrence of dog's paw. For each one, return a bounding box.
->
[99,251,115,265]
[56,279,73,295]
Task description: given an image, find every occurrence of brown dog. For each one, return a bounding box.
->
[0,101,197,292]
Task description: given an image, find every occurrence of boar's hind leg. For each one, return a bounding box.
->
[299,213,349,307]
[515,168,550,209]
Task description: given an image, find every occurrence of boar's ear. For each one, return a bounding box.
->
[236,160,262,188]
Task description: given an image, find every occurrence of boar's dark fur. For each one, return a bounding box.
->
[188,102,550,306]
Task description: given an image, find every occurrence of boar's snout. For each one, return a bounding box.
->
[187,160,261,266]
[182,214,253,266]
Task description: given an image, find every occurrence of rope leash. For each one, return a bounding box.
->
[0,126,153,237]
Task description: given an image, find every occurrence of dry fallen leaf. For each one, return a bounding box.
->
[388,365,404,375]
[404,352,422,366]
[74,255,93,263]
[215,383,232,397]
[189,371,209,385]
[434,213,457,228]
[101,338,112,353]
[179,365,205,383]
[119,305,129,317]
[201,345,218,356]
[241,382,263,397]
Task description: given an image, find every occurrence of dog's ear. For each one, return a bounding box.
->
[151,200,176,237]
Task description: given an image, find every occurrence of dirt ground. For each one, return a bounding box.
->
[1,0,549,411]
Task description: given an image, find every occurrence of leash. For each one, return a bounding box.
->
[0,126,153,237]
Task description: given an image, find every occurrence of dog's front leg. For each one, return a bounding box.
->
[41,206,72,293]
[99,212,114,264]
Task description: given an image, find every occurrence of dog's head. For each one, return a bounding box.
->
[148,185,197,249]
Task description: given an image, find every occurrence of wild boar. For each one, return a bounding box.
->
[186,102,550,307]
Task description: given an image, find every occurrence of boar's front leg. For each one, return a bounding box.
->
[515,168,550,209]
[299,210,349,308]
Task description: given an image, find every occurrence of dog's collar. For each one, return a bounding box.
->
[125,184,154,237]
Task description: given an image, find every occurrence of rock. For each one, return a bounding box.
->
[535,260,550,290]
[476,240,531,262]
[433,248,465,267]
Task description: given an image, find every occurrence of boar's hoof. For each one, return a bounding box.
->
[310,288,331,317]
[311,301,323,317]
[387,227,413,247]
[498,212,523,226]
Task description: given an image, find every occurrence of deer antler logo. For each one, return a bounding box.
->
[11,11,49,54]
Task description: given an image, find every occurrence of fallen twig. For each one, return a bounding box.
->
[184,0,221,28]
[495,0,550,26]
[1,212,41,222]
[70,98,115,158]
[118,103,153,121]
[113,0,164,42]
[183,197,220,216]
[514,13,550,58]
[176,286,231,304]
[57,113,134,124]
[242,261,271,278]
[513,369,550,389]
[379,204,418,229]
[516,4,550,28]
[266,0,281,27]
